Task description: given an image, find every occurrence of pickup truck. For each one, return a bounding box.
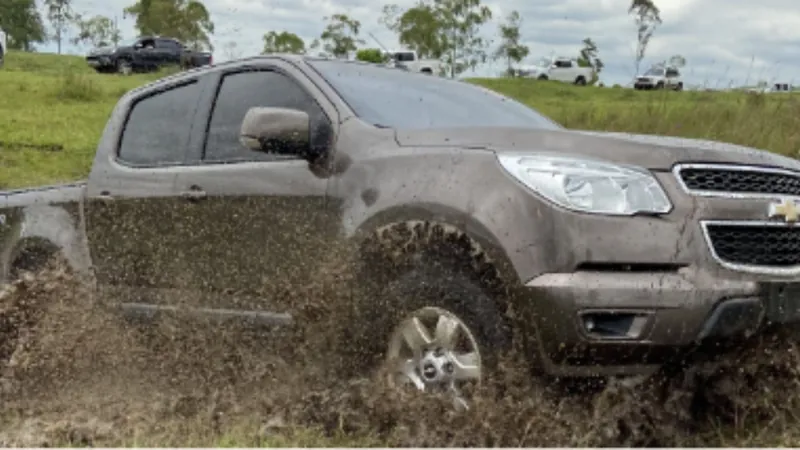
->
[634,65,683,91]
[0,28,6,69]
[383,50,442,75]
[85,36,213,75]
[521,56,594,85]
[4,55,800,409]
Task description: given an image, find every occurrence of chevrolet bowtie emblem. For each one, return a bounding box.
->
[769,198,800,223]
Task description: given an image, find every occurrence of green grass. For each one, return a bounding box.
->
[3,50,800,189]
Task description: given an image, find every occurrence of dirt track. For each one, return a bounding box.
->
[1,264,800,447]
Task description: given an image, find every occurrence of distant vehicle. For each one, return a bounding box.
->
[85,36,213,75]
[383,50,441,75]
[0,28,6,69]
[520,56,593,85]
[634,65,683,91]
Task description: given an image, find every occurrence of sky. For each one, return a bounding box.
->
[36,0,800,87]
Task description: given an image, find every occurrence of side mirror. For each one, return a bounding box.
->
[239,107,310,156]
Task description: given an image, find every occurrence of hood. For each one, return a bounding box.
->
[393,127,800,171]
[88,45,120,56]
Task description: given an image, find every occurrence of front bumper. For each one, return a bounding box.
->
[523,270,800,377]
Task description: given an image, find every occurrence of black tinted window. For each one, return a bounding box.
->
[156,39,180,49]
[204,70,329,162]
[118,81,199,166]
[309,60,561,130]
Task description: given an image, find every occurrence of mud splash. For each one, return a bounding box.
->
[1,264,800,447]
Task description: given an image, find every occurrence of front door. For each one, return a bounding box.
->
[85,78,205,304]
[172,62,340,315]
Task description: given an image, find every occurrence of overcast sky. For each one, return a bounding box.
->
[37,0,800,87]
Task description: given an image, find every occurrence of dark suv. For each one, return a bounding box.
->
[3,56,800,407]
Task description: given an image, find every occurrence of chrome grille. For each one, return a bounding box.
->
[675,164,800,197]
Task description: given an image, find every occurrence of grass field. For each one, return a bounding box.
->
[5,50,800,447]
[3,49,800,189]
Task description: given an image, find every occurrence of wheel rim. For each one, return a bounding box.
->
[385,306,482,410]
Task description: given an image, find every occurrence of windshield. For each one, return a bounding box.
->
[644,67,664,76]
[536,57,551,67]
[308,60,562,130]
[118,38,141,48]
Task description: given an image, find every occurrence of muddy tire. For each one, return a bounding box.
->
[117,59,133,76]
[339,263,512,407]
[0,256,67,373]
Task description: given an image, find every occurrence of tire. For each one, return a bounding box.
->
[675,83,683,91]
[117,59,133,76]
[340,263,512,408]
[537,74,548,81]
[575,76,587,86]
[655,82,665,90]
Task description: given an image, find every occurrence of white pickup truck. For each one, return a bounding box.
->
[384,50,442,75]
[520,56,593,85]
[0,29,6,69]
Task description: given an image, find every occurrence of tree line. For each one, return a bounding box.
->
[0,0,213,52]
[0,0,679,81]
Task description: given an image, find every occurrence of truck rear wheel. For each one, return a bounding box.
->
[575,76,587,86]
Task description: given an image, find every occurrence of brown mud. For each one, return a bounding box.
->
[1,262,800,447]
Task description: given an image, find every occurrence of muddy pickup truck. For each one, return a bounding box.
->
[3,55,800,407]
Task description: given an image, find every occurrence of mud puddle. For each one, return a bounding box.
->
[1,265,800,447]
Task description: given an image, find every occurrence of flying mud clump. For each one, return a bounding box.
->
[1,261,800,446]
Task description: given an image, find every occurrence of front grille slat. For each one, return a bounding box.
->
[705,224,800,267]
[678,166,800,197]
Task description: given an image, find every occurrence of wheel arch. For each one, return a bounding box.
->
[1,205,91,283]
[349,203,520,294]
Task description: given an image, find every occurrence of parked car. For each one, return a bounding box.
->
[521,56,594,85]
[383,50,441,75]
[634,65,683,90]
[85,36,213,75]
[4,55,800,408]
[0,28,6,69]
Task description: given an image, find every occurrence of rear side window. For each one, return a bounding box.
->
[118,81,200,166]
[203,70,329,162]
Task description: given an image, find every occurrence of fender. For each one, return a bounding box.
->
[0,204,92,283]
[347,202,520,287]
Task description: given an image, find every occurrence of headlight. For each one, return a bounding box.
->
[497,153,672,215]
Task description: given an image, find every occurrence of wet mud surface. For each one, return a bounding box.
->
[1,263,800,447]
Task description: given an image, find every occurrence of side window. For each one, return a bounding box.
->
[118,81,200,166]
[666,68,679,77]
[156,39,178,49]
[203,70,330,163]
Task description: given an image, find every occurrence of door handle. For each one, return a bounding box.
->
[181,186,207,201]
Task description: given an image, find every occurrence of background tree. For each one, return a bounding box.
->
[668,54,686,68]
[0,0,46,50]
[384,0,492,78]
[44,0,74,53]
[262,31,305,54]
[355,48,387,63]
[493,10,528,77]
[222,40,240,59]
[124,0,215,50]
[577,37,603,84]
[629,0,662,77]
[381,3,445,59]
[71,14,121,47]
[318,14,363,59]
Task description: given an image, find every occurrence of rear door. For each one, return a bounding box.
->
[171,60,340,314]
[85,77,206,304]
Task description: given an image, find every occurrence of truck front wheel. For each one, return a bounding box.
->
[117,59,133,76]
[537,74,548,81]
[575,76,587,86]
[339,263,512,410]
